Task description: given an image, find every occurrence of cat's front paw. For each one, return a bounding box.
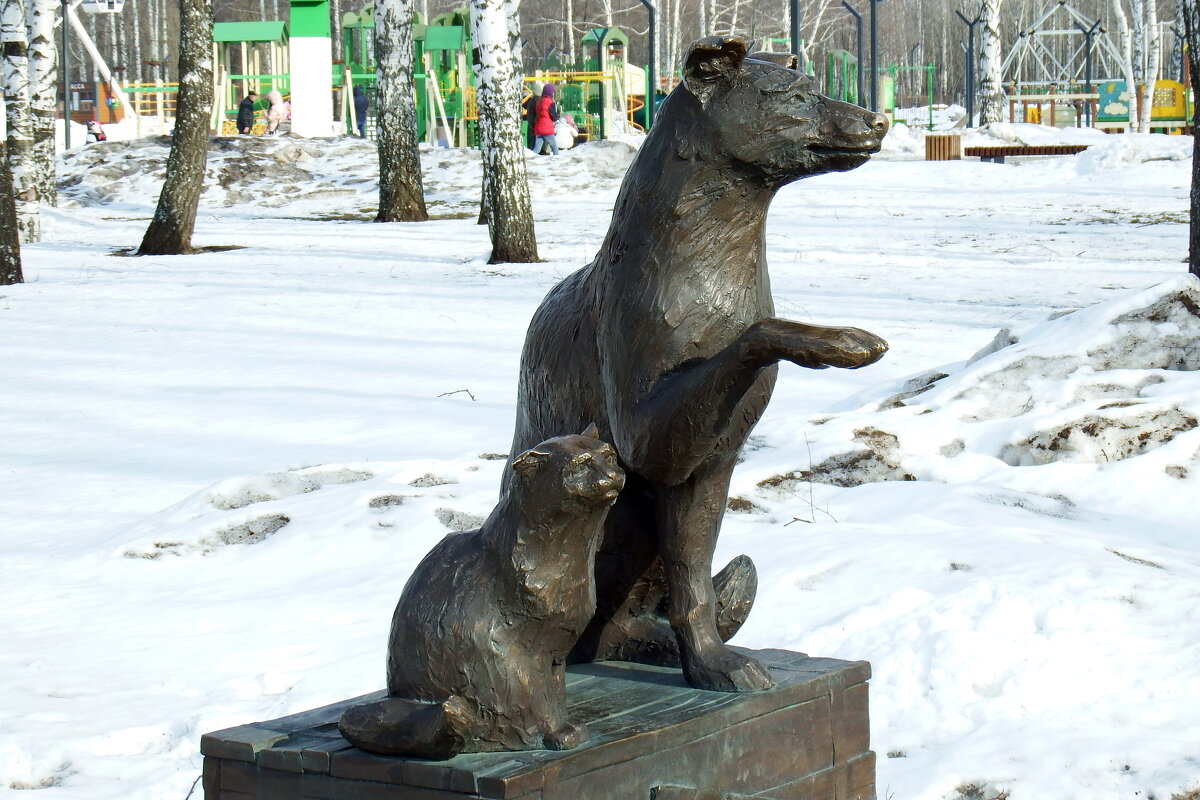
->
[542,719,588,750]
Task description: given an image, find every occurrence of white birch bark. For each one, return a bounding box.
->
[977,0,1005,124]
[564,0,573,61]
[374,0,427,221]
[1130,0,1148,129]
[1113,0,1138,130]
[130,1,142,84]
[1137,0,1160,131]
[470,0,537,262]
[26,0,55,205]
[2,0,39,242]
[104,12,115,78]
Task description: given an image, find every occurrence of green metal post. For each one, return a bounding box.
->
[927,63,934,130]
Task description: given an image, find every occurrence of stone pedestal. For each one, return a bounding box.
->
[200,648,874,800]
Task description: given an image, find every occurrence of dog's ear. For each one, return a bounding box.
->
[580,422,600,439]
[512,448,552,476]
[682,36,748,107]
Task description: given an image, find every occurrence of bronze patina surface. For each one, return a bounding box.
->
[510,36,888,693]
[339,429,624,758]
[204,649,875,800]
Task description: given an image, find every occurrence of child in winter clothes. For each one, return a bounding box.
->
[530,83,560,156]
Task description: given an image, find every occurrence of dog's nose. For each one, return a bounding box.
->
[869,113,889,134]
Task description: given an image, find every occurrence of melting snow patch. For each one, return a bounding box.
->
[753,276,1200,521]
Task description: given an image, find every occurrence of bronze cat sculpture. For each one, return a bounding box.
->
[510,36,890,693]
[339,427,624,758]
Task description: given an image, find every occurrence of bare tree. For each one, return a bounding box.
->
[2,0,39,242]
[0,142,22,285]
[1113,0,1138,128]
[374,0,429,222]
[1182,0,1200,278]
[138,0,213,254]
[27,0,55,205]
[470,0,538,263]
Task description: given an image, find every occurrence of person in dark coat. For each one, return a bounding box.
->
[530,83,559,156]
[353,86,369,138]
[521,80,543,150]
[237,91,257,135]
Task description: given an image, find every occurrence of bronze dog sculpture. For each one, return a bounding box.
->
[339,427,624,758]
[511,36,889,692]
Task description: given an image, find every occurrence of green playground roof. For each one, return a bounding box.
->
[423,25,465,50]
[212,21,289,44]
[581,27,628,45]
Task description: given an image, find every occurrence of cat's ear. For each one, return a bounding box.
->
[512,449,552,476]
[581,422,600,439]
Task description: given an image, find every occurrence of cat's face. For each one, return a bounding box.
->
[512,432,625,513]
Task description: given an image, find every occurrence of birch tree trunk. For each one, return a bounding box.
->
[1182,0,1200,277]
[1170,1,1185,82]
[130,2,141,84]
[138,0,213,255]
[564,0,574,61]
[1129,0,1149,130]
[1113,0,1138,130]
[0,142,22,284]
[1136,0,1160,132]
[374,0,428,222]
[27,0,55,205]
[2,0,40,242]
[470,0,538,263]
[977,0,1005,124]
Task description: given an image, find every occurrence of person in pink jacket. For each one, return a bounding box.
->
[266,90,289,135]
[530,83,560,156]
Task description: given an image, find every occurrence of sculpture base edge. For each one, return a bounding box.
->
[200,647,876,800]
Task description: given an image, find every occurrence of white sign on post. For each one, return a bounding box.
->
[79,0,123,13]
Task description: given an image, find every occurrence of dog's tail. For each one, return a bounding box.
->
[338,695,476,760]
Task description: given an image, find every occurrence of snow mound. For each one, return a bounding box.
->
[879,123,926,157]
[1073,134,1193,172]
[754,277,1200,522]
[57,134,642,219]
[59,135,382,216]
[965,123,1191,170]
[115,459,498,558]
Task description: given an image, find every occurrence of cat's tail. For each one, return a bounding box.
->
[338,695,475,760]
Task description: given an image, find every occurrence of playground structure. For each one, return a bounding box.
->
[209,0,335,136]
[213,21,290,108]
[64,0,1193,144]
[1009,78,1192,132]
[340,7,649,146]
[825,50,938,130]
[999,0,1190,132]
[340,6,474,145]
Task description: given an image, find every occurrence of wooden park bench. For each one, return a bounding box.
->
[963,144,1090,163]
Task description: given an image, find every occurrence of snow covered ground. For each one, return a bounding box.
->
[2,127,1199,800]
